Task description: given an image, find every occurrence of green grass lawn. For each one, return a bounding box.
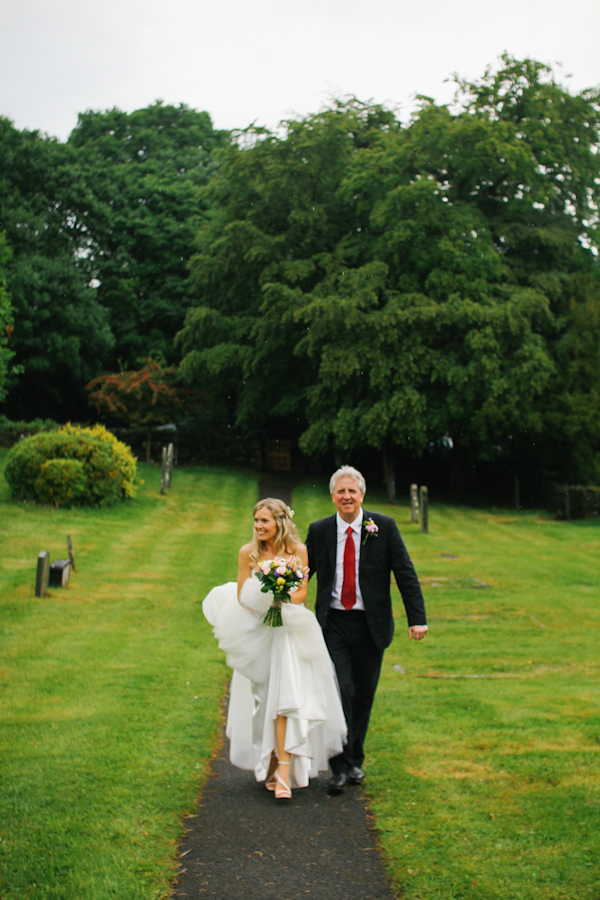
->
[0,452,257,899]
[362,501,600,900]
[293,482,600,900]
[1,454,599,899]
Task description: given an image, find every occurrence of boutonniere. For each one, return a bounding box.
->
[362,518,379,545]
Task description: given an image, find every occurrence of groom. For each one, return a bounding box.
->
[306,465,428,793]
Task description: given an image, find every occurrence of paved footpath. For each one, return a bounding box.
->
[172,473,399,900]
[172,728,399,900]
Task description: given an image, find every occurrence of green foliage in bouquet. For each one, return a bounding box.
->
[4,423,138,507]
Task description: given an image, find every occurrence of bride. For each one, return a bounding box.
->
[203,498,346,800]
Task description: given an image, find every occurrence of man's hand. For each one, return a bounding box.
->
[408,625,428,641]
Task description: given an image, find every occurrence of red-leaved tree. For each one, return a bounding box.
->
[86,358,184,461]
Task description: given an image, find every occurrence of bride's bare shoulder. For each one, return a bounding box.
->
[238,542,254,560]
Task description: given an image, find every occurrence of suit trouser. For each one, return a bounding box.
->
[324,609,384,772]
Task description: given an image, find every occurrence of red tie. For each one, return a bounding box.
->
[341,526,356,610]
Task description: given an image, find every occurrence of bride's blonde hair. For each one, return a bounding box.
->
[249,498,299,567]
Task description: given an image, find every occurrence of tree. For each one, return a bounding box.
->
[0,117,114,420]
[0,104,228,421]
[533,273,600,484]
[86,357,191,461]
[178,100,399,437]
[178,59,600,496]
[0,232,15,402]
[447,55,600,485]
[67,102,229,369]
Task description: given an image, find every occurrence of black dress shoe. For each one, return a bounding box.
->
[327,772,348,794]
[348,766,365,784]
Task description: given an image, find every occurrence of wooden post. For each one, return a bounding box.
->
[35,551,50,598]
[410,484,419,524]
[160,446,167,495]
[66,535,76,572]
[420,486,429,534]
[166,443,174,489]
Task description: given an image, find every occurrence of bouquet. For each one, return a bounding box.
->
[256,556,307,627]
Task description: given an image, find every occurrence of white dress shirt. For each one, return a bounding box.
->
[330,510,365,611]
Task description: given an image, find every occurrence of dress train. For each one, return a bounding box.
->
[203,576,346,788]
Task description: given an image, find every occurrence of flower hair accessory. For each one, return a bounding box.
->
[286,506,295,518]
[362,518,379,545]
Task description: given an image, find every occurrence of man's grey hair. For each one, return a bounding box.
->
[329,466,366,495]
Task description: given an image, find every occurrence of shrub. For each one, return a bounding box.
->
[4,424,138,507]
[35,458,87,508]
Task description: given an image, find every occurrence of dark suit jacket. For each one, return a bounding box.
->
[306,510,427,650]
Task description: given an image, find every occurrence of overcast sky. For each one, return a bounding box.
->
[1,0,599,142]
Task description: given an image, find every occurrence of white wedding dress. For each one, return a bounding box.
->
[203,575,346,788]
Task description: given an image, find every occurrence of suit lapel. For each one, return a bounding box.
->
[325,515,337,570]
[358,509,374,575]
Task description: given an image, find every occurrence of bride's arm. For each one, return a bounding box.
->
[289,543,309,605]
[237,545,254,599]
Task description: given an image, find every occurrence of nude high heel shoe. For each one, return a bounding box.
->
[274,760,292,800]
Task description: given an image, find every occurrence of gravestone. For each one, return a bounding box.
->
[410,483,419,524]
[49,560,70,587]
[35,551,50,598]
[166,442,174,488]
[420,485,429,533]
